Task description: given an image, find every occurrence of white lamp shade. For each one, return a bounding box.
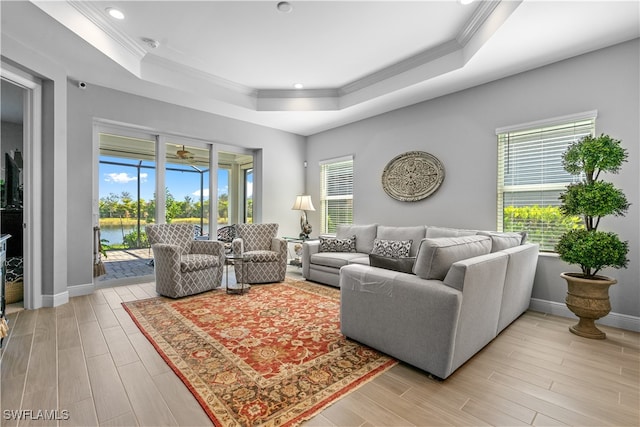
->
[292,195,316,211]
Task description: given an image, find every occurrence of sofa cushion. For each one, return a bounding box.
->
[180,254,220,273]
[426,226,478,239]
[478,231,527,252]
[348,256,370,266]
[371,239,412,258]
[310,252,367,269]
[242,250,280,262]
[376,225,426,256]
[413,235,492,280]
[319,235,356,253]
[369,254,416,274]
[336,224,377,253]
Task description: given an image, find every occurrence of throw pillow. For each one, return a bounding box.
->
[319,235,357,253]
[376,225,426,256]
[371,239,412,258]
[478,231,527,252]
[369,254,416,274]
[336,224,377,253]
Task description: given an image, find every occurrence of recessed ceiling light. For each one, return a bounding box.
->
[277,2,293,13]
[293,83,304,89]
[106,7,125,20]
[459,0,475,5]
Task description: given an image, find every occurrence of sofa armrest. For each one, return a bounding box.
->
[232,237,244,255]
[271,237,287,260]
[150,243,182,285]
[443,252,509,372]
[340,264,462,379]
[302,240,320,278]
[497,243,539,333]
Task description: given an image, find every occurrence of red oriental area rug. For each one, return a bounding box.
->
[123,278,397,426]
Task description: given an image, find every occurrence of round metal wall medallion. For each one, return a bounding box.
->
[382,151,445,202]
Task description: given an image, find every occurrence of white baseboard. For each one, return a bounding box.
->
[68,283,95,298]
[529,298,640,332]
[42,291,69,307]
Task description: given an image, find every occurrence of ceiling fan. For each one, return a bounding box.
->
[176,145,195,160]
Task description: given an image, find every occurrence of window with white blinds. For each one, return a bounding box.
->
[497,113,596,251]
[320,156,354,234]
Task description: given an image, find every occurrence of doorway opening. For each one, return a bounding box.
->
[1,64,43,312]
[98,132,156,283]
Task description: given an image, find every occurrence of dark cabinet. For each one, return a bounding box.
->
[1,209,23,258]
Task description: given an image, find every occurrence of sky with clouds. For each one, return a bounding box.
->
[99,161,231,202]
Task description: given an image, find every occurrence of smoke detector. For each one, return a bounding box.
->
[141,37,160,49]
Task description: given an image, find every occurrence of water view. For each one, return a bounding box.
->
[100,223,212,247]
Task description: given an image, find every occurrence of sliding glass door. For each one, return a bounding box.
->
[99,133,156,251]
[97,127,257,283]
[244,167,253,224]
[218,151,254,227]
[165,142,210,236]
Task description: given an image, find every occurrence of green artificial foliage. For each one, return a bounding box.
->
[559,182,630,230]
[555,134,630,278]
[556,230,628,276]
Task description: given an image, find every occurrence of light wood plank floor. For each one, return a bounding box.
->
[1,276,638,427]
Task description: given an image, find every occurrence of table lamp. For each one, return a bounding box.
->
[291,195,315,239]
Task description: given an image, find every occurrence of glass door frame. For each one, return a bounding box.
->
[94,122,258,246]
[216,145,257,227]
[93,122,158,241]
[160,135,215,233]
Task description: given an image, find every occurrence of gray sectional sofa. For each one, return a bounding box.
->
[301,224,539,379]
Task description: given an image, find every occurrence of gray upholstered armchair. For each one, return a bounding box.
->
[146,223,225,298]
[232,223,287,284]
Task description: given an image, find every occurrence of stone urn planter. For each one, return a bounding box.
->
[555,134,629,340]
[561,272,616,339]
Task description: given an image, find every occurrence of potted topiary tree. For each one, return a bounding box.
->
[555,134,630,339]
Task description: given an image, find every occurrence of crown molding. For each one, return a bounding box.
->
[340,1,500,98]
[340,39,463,97]
[257,88,339,99]
[456,0,501,45]
[142,54,256,97]
[69,1,147,60]
[30,0,143,76]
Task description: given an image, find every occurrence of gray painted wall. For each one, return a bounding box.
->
[306,39,639,318]
[66,83,307,288]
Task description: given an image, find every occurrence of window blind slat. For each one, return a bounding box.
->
[497,116,594,251]
[320,158,354,233]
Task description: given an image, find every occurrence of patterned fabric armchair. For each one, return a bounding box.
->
[232,223,287,284]
[146,223,225,298]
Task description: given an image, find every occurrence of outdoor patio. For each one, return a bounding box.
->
[99,247,303,284]
[100,248,154,282]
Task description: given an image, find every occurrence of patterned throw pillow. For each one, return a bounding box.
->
[371,239,412,258]
[319,236,357,253]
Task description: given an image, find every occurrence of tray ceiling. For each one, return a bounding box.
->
[2,1,639,135]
